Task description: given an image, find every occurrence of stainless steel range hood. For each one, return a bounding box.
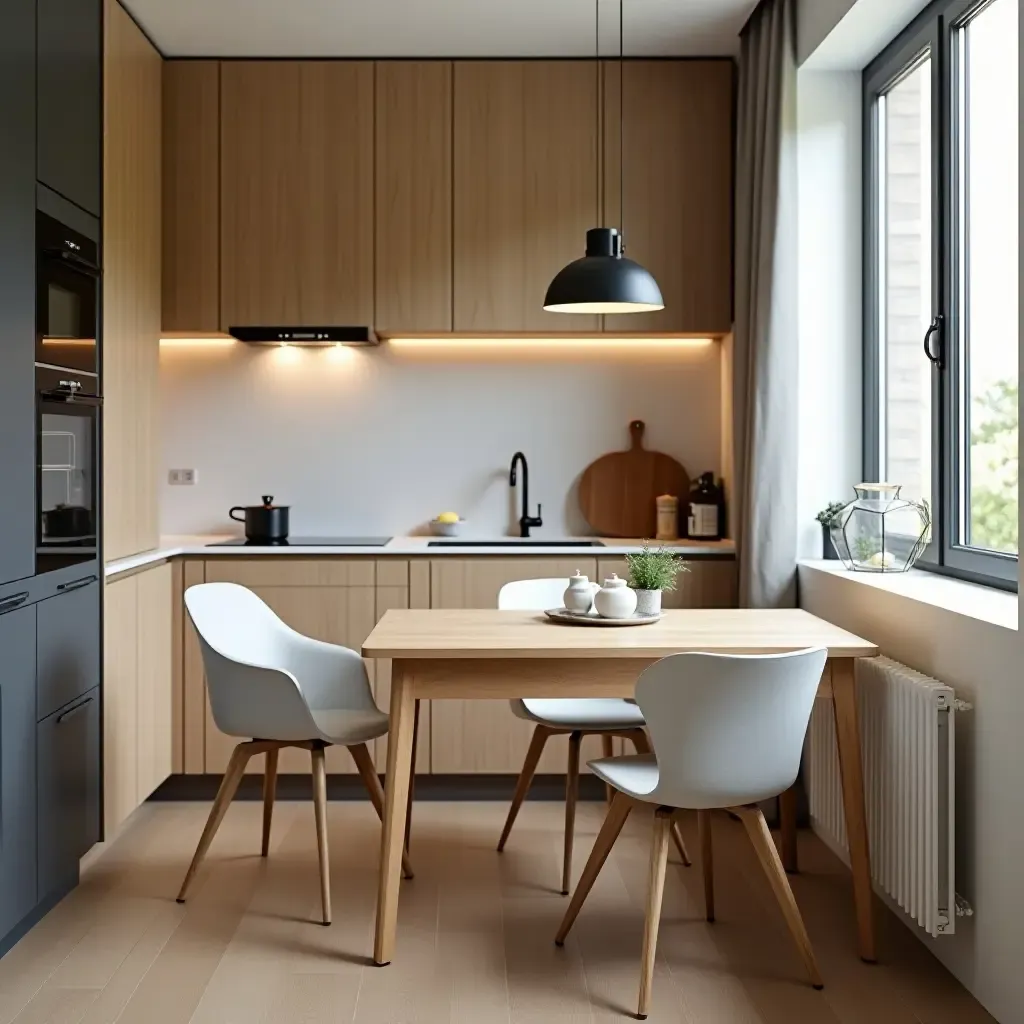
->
[228,326,378,345]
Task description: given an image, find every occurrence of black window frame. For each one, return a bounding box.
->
[863,0,1018,592]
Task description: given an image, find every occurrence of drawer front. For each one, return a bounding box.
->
[37,687,100,898]
[36,580,100,721]
[204,559,376,587]
[0,606,37,937]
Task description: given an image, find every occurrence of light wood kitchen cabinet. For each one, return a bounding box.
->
[162,61,220,333]
[603,60,734,334]
[103,1,161,562]
[375,61,452,333]
[597,557,739,608]
[176,554,737,778]
[159,58,733,337]
[453,61,601,333]
[219,61,374,329]
[429,557,609,773]
[104,564,173,833]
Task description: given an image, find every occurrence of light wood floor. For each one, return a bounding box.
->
[0,800,995,1024]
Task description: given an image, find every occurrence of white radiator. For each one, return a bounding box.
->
[807,656,957,937]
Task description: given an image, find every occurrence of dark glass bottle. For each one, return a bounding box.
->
[686,472,723,540]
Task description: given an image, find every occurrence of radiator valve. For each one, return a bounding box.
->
[955,894,974,918]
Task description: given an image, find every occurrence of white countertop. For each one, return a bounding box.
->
[104,534,736,577]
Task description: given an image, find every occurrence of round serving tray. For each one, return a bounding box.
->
[544,607,662,627]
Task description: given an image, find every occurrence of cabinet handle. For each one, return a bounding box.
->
[56,696,94,725]
[0,592,29,615]
[44,248,101,279]
[57,575,98,593]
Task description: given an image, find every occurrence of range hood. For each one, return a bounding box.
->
[228,326,378,345]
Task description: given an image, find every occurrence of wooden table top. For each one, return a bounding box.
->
[362,608,878,660]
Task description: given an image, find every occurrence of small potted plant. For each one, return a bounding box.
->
[625,543,689,615]
[815,501,846,560]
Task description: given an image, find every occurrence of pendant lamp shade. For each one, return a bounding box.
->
[543,0,664,316]
[543,228,664,314]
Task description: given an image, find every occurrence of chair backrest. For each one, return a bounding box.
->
[634,648,828,810]
[498,577,568,611]
[186,581,297,668]
[184,582,368,742]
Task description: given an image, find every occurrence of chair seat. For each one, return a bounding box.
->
[311,707,391,746]
[588,754,660,799]
[511,698,645,730]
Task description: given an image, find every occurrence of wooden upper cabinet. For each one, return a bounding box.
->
[103,0,161,561]
[220,62,374,329]
[453,61,601,333]
[604,61,734,334]
[162,61,220,333]
[375,61,452,333]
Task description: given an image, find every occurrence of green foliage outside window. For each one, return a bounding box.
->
[970,379,1018,554]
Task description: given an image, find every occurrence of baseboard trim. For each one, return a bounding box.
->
[149,773,608,802]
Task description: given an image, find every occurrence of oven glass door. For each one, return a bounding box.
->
[38,396,98,573]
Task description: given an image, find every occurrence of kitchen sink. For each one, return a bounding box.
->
[427,539,606,548]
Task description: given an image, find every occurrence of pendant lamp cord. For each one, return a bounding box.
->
[594,0,626,245]
[595,0,600,218]
[619,0,624,251]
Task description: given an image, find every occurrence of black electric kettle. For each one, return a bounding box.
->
[229,495,289,542]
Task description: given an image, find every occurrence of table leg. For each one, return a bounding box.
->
[831,657,876,962]
[374,662,416,965]
[779,786,798,873]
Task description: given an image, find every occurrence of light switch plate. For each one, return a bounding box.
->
[169,468,197,485]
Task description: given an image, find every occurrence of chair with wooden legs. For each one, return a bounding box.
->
[176,582,414,925]
[495,579,690,895]
[555,648,828,1019]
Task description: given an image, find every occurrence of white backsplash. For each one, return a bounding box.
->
[160,342,723,537]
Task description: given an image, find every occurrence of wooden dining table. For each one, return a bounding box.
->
[362,607,880,967]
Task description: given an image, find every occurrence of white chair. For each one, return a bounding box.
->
[495,578,690,895]
[176,582,412,925]
[555,648,827,1020]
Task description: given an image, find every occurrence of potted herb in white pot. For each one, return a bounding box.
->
[625,544,688,615]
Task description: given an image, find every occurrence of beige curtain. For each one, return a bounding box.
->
[733,0,799,608]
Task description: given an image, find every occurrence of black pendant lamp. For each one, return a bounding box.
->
[543,0,664,316]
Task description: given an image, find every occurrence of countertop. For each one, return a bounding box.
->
[104,535,735,578]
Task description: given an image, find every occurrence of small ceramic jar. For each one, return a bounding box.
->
[593,574,638,619]
[563,572,598,614]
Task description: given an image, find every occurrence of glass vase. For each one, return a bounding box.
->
[829,484,930,573]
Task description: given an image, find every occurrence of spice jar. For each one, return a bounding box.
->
[655,494,679,541]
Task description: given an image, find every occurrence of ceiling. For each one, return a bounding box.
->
[123,0,758,58]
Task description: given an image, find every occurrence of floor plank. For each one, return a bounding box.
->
[0,801,996,1024]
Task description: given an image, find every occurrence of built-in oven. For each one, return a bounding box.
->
[36,211,99,376]
[35,209,101,574]
[37,368,100,574]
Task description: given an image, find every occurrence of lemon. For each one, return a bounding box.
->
[436,512,460,524]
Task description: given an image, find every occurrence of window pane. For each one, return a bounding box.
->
[879,59,933,508]
[961,0,1019,555]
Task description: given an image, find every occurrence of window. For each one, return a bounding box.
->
[865,0,1018,589]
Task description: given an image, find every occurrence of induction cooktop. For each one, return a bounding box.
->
[207,536,392,547]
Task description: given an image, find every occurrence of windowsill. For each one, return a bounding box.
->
[798,560,1018,632]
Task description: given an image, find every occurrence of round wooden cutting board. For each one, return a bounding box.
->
[578,421,689,538]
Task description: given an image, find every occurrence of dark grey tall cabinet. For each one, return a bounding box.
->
[0,0,38,589]
[0,0,104,960]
